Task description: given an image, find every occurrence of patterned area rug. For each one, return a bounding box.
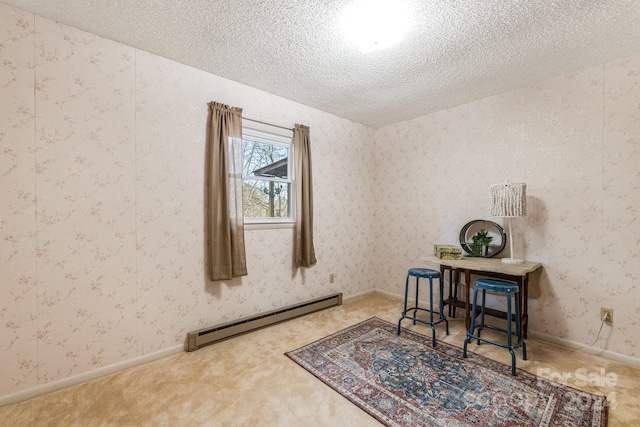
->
[286,318,607,427]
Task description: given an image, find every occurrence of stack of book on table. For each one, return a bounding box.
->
[433,244,462,260]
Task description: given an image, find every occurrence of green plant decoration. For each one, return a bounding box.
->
[471,229,493,257]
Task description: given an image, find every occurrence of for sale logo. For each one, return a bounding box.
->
[537,367,618,409]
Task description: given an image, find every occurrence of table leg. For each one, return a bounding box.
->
[523,274,529,339]
[447,266,451,317]
[511,276,528,339]
[451,267,459,318]
[440,265,446,317]
[452,269,459,318]
[464,269,471,331]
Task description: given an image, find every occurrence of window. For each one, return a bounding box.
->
[242,123,294,223]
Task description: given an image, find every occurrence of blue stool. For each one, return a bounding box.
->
[463,278,527,376]
[397,268,449,346]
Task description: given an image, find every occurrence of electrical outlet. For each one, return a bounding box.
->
[329,274,335,284]
[600,307,613,323]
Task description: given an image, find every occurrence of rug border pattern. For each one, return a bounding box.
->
[285,317,608,427]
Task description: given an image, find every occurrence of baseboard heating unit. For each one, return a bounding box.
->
[186,292,343,352]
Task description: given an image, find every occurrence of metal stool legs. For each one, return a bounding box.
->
[463,279,527,376]
[398,268,449,347]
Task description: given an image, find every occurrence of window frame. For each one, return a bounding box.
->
[241,123,295,227]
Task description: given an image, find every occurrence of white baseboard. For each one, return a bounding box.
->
[5,290,638,407]
[342,289,377,302]
[371,289,403,301]
[374,288,450,309]
[2,291,377,407]
[0,344,184,407]
[529,331,640,368]
[0,290,397,407]
[5,291,367,407]
[374,288,640,367]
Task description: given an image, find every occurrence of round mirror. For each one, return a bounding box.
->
[459,220,506,258]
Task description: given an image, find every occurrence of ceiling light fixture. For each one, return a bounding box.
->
[340,0,411,53]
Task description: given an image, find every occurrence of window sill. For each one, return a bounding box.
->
[244,221,295,230]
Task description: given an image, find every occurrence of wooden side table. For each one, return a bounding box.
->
[421,256,542,338]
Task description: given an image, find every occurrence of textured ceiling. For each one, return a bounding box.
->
[4,0,640,127]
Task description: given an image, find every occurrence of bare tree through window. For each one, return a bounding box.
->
[242,137,291,218]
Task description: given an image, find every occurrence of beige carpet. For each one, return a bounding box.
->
[1,293,639,426]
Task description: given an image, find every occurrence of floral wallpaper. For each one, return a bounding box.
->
[0,3,376,398]
[1,1,640,402]
[374,56,640,359]
[1,4,37,392]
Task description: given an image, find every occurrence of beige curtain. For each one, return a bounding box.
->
[293,124,317,267]
[206,102,247,280]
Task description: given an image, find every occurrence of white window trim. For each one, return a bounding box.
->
[242,123,295,228]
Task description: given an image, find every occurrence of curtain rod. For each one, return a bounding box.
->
[243,116,293,132]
